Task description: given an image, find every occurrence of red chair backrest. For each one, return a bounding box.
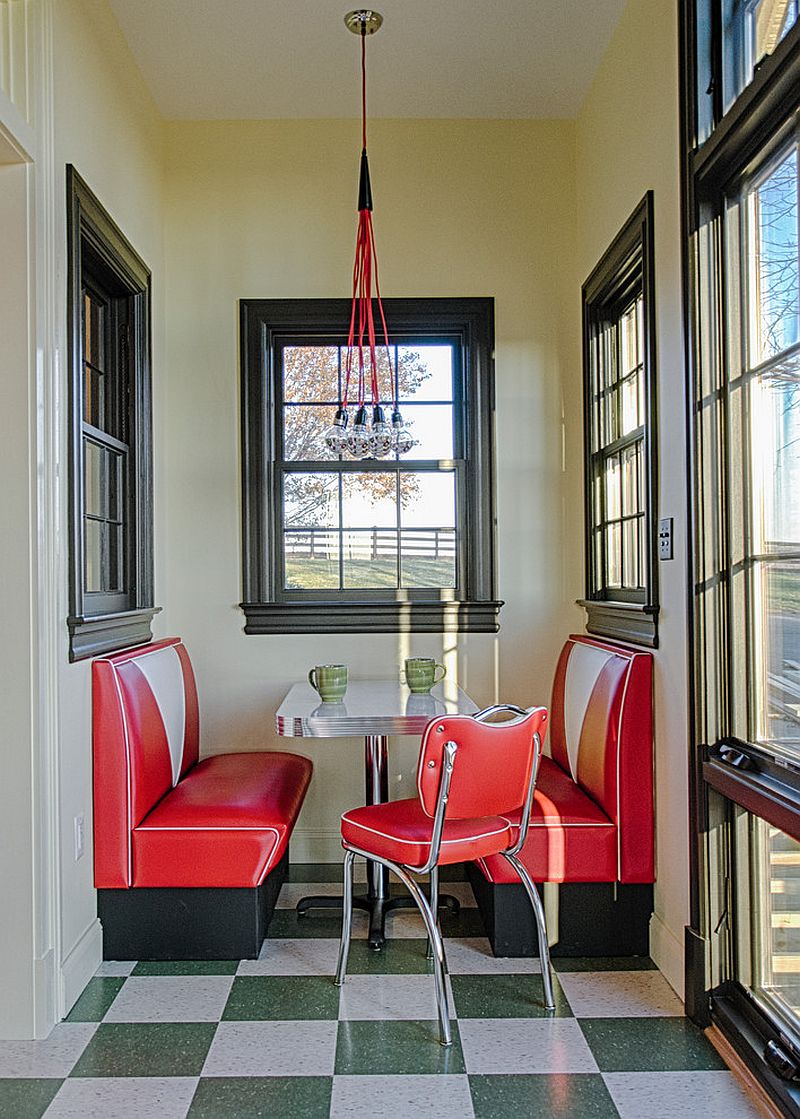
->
[416,707,548,820]
[549,634,653,882]
[92,637,200,887]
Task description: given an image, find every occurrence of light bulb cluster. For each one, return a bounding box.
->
[324,405,413,459]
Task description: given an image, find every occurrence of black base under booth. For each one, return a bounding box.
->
[98,847,289,960]
[466,862,653,957]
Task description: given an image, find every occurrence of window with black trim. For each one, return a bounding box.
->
[240,298,501,634]
[66,167,158,661]
[580,194,659,648]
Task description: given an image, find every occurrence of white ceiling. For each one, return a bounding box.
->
[107,0,627,121]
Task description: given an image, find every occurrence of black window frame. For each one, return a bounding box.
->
[66,167,158,661]
[579,193,659,648]
[681,1,800,1111]
[239,297,501,634]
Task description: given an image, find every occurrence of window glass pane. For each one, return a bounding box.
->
[623,517,641,590]
[756,561,800,746]
[283,473,339,528]
[284,531,340,590]
[752,361,800,549]
[283,345,339,404]
[750,150,799,365]
[724,0,798,113]
[604,454,621,520]
[601,386,620,446]
[620,301,639,375]
[736,815,800,1037]
[622,443,642,517]
[606,522,622,588]
[84,441,106,518]
[108,522,123,592]
[343,529,398,587]
[396,345,454,402]
[401,529,456,588]
[342,473,397,528]
[84,518,103,593]
[400,472,456,529]
[399,405,454,459]
[284,404,339,461]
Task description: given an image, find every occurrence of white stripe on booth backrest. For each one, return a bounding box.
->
[134,645,187,787]
[563,642,616,782]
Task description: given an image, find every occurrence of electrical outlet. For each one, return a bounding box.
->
[658,517,673,560]
[74,814,85,861]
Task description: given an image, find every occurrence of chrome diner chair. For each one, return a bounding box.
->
[334,704,554,1046]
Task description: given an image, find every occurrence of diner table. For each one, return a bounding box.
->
[275,678,478,949]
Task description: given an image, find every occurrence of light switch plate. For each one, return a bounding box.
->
[658,517,673,561]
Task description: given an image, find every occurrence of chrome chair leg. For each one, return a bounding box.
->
[503,852,555,1011]
[427,865,440,960]
[335,849,356,987]
[391,862,452,1046]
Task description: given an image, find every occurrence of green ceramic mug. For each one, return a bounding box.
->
[308,663,348,702]
[403,657,446,694]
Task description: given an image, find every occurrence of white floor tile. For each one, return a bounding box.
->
[604,1070,763,1118]
[239,937,342,976]
[330,1074,474,1118]
[0,1024,96,1078]
[44,1076,198,1119]
[444,937,542,975]
[277,882,344,909]
[459,1017,599,1074]
[93,961,136,978]
[202,1020,337,1077]
[102,976,233,1023]
[338,974,454,1021]
[558,971,684,1017]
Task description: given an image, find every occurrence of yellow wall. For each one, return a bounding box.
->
[53,0,165,1010]
[161,118,580,858]
[575,0,687,995]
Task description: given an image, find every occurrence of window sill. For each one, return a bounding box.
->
[577,598,659,648]
[241,599,503,635]
[67,606,161,662]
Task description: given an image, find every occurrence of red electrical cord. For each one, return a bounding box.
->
[341,22,395,418]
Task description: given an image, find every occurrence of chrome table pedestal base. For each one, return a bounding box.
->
[295,733,460,949]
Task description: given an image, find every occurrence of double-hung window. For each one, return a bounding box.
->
[240,298,500,634]
[66,168,157,660]
[581,194,659,647]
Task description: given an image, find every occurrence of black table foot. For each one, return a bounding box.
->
[295,890,461,950]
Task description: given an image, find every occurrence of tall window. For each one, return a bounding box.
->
[581,194,658,647]
[240,299,499,634]
[683,0,800,1107]
[67,168,157,660]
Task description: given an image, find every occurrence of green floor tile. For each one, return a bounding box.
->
[346,938,432,975]
[70,1022,216,1078]
[188,1076,332,1118]
[335,1019,465,1075]
[64,977,125,1022]
[437,907,486,937]
[268,909,350,939]
[0,1079,62,1119]
[288,863,344,883]
[579,1016,728,1072]
[553,957,657,972]
[223,976,339,1021]
[470,1074,619,1118]
[132,960,239,976]
[450,973,571,1018]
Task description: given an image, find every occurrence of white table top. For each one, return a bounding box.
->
[275,679,478,738]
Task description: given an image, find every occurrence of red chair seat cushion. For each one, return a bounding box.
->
[133,752,313,887]
[478,756,618,884]
[341,798,513,868]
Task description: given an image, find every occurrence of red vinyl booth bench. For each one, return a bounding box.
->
[467,634,655,957]
[92,638,312,959]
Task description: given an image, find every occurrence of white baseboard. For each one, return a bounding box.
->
[61,918,102,1018]
[291,829,343,864]
[33,948,58,1039]
[649,911,684,1002]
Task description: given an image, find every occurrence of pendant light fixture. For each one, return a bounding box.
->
[323,9,413,459]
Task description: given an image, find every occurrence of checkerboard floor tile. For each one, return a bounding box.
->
[0,864,763,1119]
